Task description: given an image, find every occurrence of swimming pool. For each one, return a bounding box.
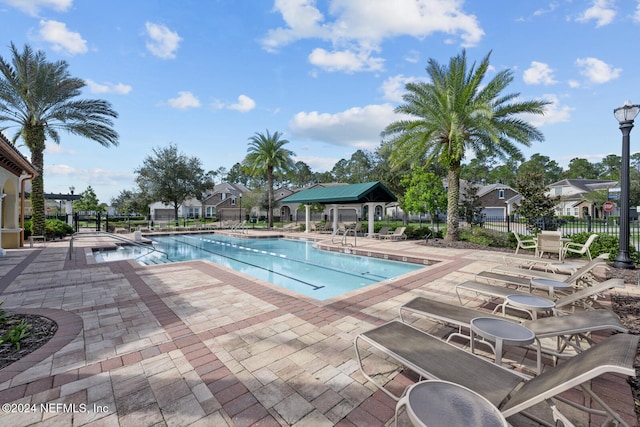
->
[94,234,424,300]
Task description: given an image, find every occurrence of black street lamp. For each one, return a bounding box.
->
[239,193,242,221]
[613,101,640,269]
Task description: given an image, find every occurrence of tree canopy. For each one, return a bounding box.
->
[0,43,118,236]
[135,144,214,224]
[382,50,548,241]
[243,130,295,228]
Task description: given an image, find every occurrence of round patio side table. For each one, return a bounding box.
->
[470,317,538,372]
[395,380,508,427]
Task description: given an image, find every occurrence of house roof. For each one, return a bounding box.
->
[281,181,396,204]
[0,131,37,177]
[548,179,618,193]
[477,183,516,198]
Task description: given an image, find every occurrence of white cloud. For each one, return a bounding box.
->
[522,94,573,127]
[634,0,640,23]
[289,103,398,149]
[1,0,71,16]
[212,94,257,113]
[404,50,420,64]
[45,164,136,189]
[576,57,622,84]
[39,19,87,55]
[45,144,75,155]
[167,91,201,109]
[568,80,581,88]
[85,79,132,95]
[293,154,341,172]
[228,95,256,112]
[145,22,182,59]
[308,48,384,73]
[523,61,557,85]
[380,74,424,102]
[576,0,616,27]
[262,0,484,73]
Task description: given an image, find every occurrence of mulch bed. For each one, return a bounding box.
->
[0,313,57,370]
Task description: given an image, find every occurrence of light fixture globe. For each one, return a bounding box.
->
[614,100,640,124]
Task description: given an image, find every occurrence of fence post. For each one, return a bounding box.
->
[105,214,109,233]
[587,215,592,232]
[506,215,510,233]
[96,212,101,232]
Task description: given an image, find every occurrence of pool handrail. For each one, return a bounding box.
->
[68,231,170,261]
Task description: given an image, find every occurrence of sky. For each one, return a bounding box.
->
[1,0,640,204]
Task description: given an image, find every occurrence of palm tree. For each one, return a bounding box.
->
[244,130,295,228]
[382,50,548,241]
[0,43,118,236]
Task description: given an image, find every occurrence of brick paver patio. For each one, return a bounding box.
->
[0,231,637,426]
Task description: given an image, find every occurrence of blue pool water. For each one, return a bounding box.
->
[94,234,424,300]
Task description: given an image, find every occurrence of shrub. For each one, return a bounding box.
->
[24,219,73,240]
[404,225,441,240]
[459,228,510,247]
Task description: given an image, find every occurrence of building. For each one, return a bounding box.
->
[476,183,521,218]
[0,132,38,251]
[546,179,618,218]
[149,182,250,222]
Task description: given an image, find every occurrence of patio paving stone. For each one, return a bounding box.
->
[0,231,637,426]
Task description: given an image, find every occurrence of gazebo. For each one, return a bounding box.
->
[281,181,397,237]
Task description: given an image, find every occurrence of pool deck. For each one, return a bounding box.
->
[0,230,638,426]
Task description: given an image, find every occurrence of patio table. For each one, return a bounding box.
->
[470,317,539,373]
[396,379,508,427]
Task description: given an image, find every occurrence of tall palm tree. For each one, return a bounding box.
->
[382,50,548,241]
[0,43,118,236]
[244,130,295,228]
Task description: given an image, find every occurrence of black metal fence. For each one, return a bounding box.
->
[463,215,640,250]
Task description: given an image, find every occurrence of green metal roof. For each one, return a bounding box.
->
[281,181,397,204]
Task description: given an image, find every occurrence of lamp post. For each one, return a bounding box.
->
[239,193,242,221]
[69,186,75,231]
[613,101,640,269]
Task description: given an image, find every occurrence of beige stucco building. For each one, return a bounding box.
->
[0,132,37,251]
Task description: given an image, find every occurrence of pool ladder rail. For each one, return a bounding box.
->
[331,223,359,247]
[68,231,170,261]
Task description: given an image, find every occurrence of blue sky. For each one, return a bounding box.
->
[1,0,639,204]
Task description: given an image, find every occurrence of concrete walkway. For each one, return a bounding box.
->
[0,231,637,426]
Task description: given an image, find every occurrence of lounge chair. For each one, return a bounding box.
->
[400,297,628,363]
[368,226,390,239]
[563,233,598,261]
[502,254,564,271]
[382,227,407,240]
[456,278,625,313]
[513,231,537,255]
[479,254,608,290]
[354,320,638,426]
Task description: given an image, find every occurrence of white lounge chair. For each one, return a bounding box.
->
[456,278,625,313]
[564,233,598,261]
[355,320,638,426]
[479,254,608,293]
[513,231,537,255]
[487,254,607,287]
[399,297,628,363]
[368,226,390,239]
[382,227,407,240]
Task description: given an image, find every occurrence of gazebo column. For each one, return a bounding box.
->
[332,204,338,232]
[65,200,74,226]
[366,202,375,237]
[305,204,310,233]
